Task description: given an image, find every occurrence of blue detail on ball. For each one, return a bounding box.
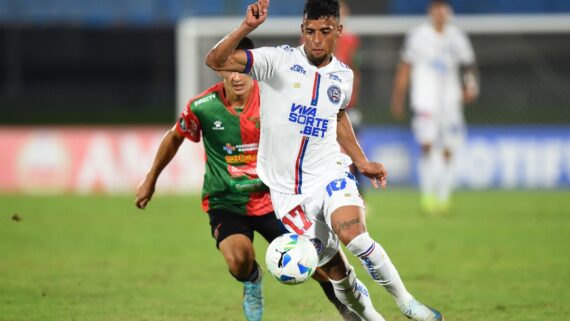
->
[282,253,291,267]
[289,234,299,242]
[279,275,296,282]
[297,263,310,274]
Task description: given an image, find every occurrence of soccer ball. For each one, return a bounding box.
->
[265,233,319,285]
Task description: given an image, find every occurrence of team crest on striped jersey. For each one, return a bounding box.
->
[327,85,341,104]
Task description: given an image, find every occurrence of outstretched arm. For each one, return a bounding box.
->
[135,126,185,209]
[390,61,411,121]
[337,110,387,189]
[205,0,269,72]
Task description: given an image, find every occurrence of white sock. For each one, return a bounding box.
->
[346,233,413,305]
[330,267,386,321]
[418,151,435,198]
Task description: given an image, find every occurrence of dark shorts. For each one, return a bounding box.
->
[208,209,288,248]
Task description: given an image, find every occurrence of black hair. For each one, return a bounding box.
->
[237,37,254,50]
[303,0,340,20]
[431,0,449,6]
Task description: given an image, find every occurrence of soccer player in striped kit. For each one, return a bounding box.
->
[136,37,359,321]
[206,0,444,320]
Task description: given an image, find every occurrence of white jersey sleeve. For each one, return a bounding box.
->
[245,45,293,81]
[401,27,420,64]
[455,29,476,65]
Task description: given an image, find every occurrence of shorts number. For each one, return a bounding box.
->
[326,178,347,197]
[281,205,312,235]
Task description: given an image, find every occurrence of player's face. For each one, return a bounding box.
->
[429,3,450,29]
[220,71,253,97]
[301,16,342,68]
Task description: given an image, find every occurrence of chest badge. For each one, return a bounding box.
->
[327,85,341,104]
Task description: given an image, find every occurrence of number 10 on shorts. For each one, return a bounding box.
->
[281,205,312,235]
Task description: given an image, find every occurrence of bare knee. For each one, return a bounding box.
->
[331,206,367,245]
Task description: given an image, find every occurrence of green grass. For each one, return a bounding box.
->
[1,190,569,321]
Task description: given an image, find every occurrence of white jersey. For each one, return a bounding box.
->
[245,45,354,195]
[402,23,475,114]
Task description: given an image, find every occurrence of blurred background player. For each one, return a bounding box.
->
[135,37,358,321]
[391,0,479,214]
[335,0,366,195]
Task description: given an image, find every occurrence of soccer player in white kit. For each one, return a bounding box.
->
[391,0,479,214]
[206,1,444,320]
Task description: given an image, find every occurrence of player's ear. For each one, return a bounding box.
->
[336,23,343,38]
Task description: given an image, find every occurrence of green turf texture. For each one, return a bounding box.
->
[1,190,569,321]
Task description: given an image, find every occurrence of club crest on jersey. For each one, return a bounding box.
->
[327,85,341,104]
[212,120,224,130]
[309,238,324,255]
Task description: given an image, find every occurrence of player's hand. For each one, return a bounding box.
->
[135,178,155,209]
[356,161,388,190]
[244,0,269,29]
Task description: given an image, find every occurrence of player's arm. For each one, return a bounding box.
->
[337,110,387,189]
[390,61,411,121]
[461,64,479,104]
[135,126,184,209]
[205,0,269,72]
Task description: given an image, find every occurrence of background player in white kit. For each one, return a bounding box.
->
[391,0,479,214]
[206,0,443,320]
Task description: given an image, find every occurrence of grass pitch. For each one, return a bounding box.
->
[1,190,569,321]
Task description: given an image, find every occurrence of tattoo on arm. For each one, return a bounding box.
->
[335,218,361,232]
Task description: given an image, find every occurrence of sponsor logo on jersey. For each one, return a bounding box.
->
[212,120,224,130]
[228,163,258,178]
[225,154,257,164]
[329,73,342,82]
[288,103,329,138]
[309,238,324,255]
[224,143,259,154]
[194,94,216,106]
[327,85,341,104]
[290,64,307,75]
[278,45,293,52]
[223,143,236,154]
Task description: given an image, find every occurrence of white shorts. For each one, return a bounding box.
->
[412,108,465,150]
[270,159,365,266]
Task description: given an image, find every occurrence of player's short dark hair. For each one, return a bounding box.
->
[430,0,449,6]
[237,37,254,50]
[303,0,340,20]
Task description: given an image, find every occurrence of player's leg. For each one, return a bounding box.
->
[412,113,439,213]
[325,174,443,321]
[208,209,262,321]
[253,211,361,321]
[437,109,466,212]
[320,249,385,321]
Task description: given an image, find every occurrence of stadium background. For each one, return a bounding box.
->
[2,0,570,192]
[1,1,570,321]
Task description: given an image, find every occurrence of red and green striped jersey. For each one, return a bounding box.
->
[175,81,272,216]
